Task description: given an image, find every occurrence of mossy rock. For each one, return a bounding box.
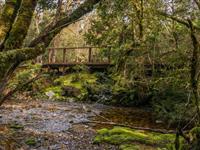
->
[94,127,177,149]
[190,127,200,149]
[190,127,200,138]
[45,72,97,100]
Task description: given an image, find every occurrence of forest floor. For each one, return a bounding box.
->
[0,99,168,150]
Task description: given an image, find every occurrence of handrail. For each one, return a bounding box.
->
[47,46,112,50]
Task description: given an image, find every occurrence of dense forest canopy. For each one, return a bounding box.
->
[0,0,200,149]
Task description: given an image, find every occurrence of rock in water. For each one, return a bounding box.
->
[45,91,55,100]
[61,86,81,97]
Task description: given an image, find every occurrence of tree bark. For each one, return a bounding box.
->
[0,0,22,49]
[0,46,45,78]
[188,20,200,121]
[194,0,200,10]
[3,0,37,50]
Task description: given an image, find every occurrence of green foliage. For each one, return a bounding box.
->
[83,0,196,127]
[9,64,40,87]
[6,63,48,98]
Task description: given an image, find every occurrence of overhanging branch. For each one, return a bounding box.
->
[158,11,200,31]
[29,0,101,47]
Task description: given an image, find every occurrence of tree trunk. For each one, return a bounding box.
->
[188,20,200,121]
[0,0,21,50]
[3,0,37,50]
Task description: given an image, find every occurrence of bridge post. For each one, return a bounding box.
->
[48,48,52,63]
[63,48,66,63]
[88,47,92,63]
[108,46,111,63]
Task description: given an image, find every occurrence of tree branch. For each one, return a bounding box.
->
[0,46,45,79]
[29,0,101,47]
[158,11,200,31]
[194,0,200,10]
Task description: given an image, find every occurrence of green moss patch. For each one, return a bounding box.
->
[25,137,37,146]
[94,127,178,149]
[10,123,24,130]
[45,72,97,100]
[119,144,140,150]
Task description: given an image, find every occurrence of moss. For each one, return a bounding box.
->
[190,127,200,136]
[190,127,200,149]
[51,72,97,99]
[25,137,37,146]
[0,0,21,44]
[120,144,139,150]
[4,0,37,49]
[94,127,177,149]
[0,46,45,79]
[10,123,24,130]
[55,73,97,87]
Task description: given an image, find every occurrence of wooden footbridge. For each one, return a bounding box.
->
[36,46,113,71]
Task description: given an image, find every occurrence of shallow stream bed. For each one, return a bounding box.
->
[0,100,169,150]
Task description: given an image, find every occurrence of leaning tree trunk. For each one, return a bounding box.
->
[0,0,101,105]
[0,0,22,50]
[3,0,37,50]
[188,20,200,121]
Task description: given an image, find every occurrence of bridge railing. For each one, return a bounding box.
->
[36,46,112,65]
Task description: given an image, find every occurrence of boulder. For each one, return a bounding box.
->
[61,86,81,97]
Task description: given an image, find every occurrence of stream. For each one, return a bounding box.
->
[0,99,168,150]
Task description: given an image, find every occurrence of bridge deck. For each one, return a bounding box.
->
[42,62,113,69]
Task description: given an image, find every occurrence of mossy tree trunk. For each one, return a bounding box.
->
[188,20,200,121]
[0,0,101,105]
[4,0,37,50]
[0,0,21,49]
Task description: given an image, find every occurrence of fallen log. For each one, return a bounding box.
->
[79,121,177,134]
